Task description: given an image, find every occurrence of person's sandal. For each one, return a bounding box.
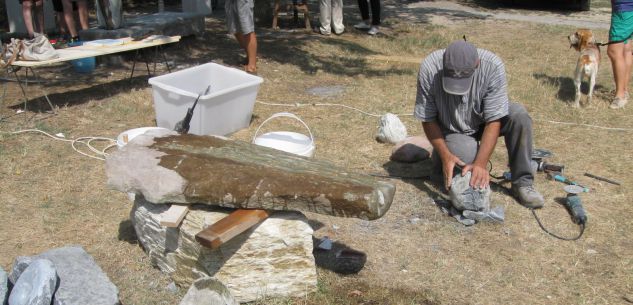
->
[610,96,628,109]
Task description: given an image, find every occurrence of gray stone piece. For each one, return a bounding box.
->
[449,172,491,212]
[11,246,120,305]
[306,85,346,98]
[1,267,8,305]
[8,257,33,285]
[179,277,238,305]
[80,12,205,40]
[8,259,57,305]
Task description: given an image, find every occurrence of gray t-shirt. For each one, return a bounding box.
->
[414,48,509,136]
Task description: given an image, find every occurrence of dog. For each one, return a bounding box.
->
[568,29,601,107]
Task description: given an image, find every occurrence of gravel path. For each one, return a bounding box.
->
[384,0,611,29]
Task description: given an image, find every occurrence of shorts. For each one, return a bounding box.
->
[52,0,78,12]
[609,11,633,43]
[225,0,255,34]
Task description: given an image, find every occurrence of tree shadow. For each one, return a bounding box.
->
[532,72,609,104]
[7,75,150,113]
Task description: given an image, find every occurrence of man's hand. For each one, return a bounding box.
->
[441,153,466,191]
[461,162,490,189]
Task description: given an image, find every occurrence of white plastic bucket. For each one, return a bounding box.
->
[252,112,315,157]
[116,127,170,149]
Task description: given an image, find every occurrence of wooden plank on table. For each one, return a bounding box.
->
[159,204,189,227]
[195,209,270,249]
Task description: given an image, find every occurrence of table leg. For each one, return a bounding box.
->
[130,50,139,79]
[12,67,56,114]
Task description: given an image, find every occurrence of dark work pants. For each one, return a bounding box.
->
[432,103,535,187]
[357,0,380,25]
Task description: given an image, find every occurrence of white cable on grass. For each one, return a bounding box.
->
[533,118,633,132]
[8,129,116,161]
[256,101,413,117]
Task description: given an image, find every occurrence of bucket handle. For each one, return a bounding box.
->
[252,112,314,145]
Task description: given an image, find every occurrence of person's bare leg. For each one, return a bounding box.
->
[35,0,44,34]
[62,0,78,38]
[242,32,257,73]
[624,41,633,95]
[76,0,89,30]
[22,0,35,37]
[608,42,628,98]
[234,32,257,72]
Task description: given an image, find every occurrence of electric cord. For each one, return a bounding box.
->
[531,209,585,241]
[6,129,117,161]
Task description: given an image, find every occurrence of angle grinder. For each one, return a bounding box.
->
[563,185,587,225]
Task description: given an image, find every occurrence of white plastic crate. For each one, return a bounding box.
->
[148,63,263,136]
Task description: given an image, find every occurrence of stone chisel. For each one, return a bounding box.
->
[195,209,270,249]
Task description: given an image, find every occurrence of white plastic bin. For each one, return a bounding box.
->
[148,63,263,136]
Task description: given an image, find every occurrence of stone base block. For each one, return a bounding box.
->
[131,198,317,303]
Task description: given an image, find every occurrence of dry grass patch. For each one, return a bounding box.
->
[1,9,632,305]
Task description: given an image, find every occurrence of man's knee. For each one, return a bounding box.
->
[445,133,478,164]
[507,103,532,127]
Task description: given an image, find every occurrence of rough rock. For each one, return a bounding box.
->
[1,267,8,305]
[179,277,238,305]
[375,113,407,144]
[8,259,57,305]
[106,133,394,220]
[8,257,32,285]
[390,136,433,163]
[131,198,317,303]
[9,246,120,305]
[449,172,491,212]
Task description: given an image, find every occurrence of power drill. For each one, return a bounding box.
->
[563,185,587,225]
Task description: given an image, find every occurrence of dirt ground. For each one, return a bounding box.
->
[1,0,632,304]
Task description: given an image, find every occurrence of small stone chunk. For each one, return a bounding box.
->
[8,259,57,305]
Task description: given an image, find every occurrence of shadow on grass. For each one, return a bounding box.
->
[118,219,139,244]
[532,72,609,104]
[7,76,150,113]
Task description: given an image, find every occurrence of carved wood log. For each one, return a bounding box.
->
[106,133,395,220]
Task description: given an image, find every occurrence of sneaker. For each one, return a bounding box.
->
[610,96,627,109]
[353,21,371,30]
[511,185,544,209]
[367,26,379,35]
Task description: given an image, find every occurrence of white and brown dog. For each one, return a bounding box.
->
[568,29,601,107]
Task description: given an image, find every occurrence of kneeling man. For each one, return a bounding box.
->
[415,40,544,209]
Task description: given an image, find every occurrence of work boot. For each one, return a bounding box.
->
[511,185,544,209]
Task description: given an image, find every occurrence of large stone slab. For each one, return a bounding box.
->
[107,133,395,220]
[8,259,57,305]
[80,12,205,40]
[132,198,317,303]
[9,246,120,305]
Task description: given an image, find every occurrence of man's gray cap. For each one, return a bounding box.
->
[442,40,479,95]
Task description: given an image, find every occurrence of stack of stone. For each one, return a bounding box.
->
[106,132,396,303]
[1,246,119,305]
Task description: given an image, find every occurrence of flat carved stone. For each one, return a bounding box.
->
[106,133,395,220]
